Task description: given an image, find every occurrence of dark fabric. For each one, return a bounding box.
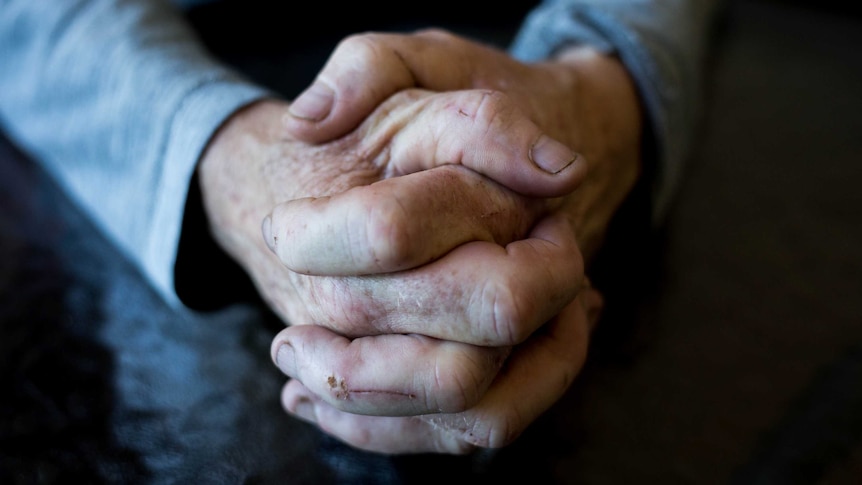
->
[2,1,862,483]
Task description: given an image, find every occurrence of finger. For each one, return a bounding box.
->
[284,34,587,197]
[271,325,510,416]
[281,380,475,455]
[278,289,598,454]
[273,212,584,347]
[421,289,595,449]
[377,88,588,195]
[283,30,483,144]
[265,165,542,276]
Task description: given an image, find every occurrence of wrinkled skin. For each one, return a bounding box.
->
[198,29,641,454]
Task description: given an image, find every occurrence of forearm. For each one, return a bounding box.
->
[0,0,270,305]
[510,0,725,223]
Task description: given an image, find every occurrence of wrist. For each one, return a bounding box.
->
[172,98,290,310]
[196,98,289,272]
[551,46,644,263]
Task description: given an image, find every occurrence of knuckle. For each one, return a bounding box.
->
[452,90,517,137]
[433,409,524,449]
[475,90,508,119]
[337,32,382,57]
[332,33,390,71]
[361,192,414,271]
[303,276,340,324]
[415,27,456,41]
[431,357,485,413]
[468,410,523,449]
[304,276,370,333]
[482,279,530,346]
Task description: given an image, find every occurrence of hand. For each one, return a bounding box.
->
[199,92,586,338]
[197,85,593,450]
[275,281,604,454]
[285,29,643,261]
[267,30,643,453]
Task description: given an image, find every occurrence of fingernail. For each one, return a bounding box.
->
[275,342,295,373]
[530,135,577,174]
[291,396,316,422]
[261,216,275,253]
[288,82,334,121]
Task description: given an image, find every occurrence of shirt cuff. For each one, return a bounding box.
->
[144,76,271,307]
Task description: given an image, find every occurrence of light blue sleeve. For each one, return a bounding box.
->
[0,0,271,306]
[509,0,724,223]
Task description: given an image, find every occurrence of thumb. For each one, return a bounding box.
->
[283,32,418,144]
[283,29,505,144]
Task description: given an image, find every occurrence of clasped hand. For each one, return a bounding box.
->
[198,29,641,454]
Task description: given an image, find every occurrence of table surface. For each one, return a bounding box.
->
[2,1,861,483]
